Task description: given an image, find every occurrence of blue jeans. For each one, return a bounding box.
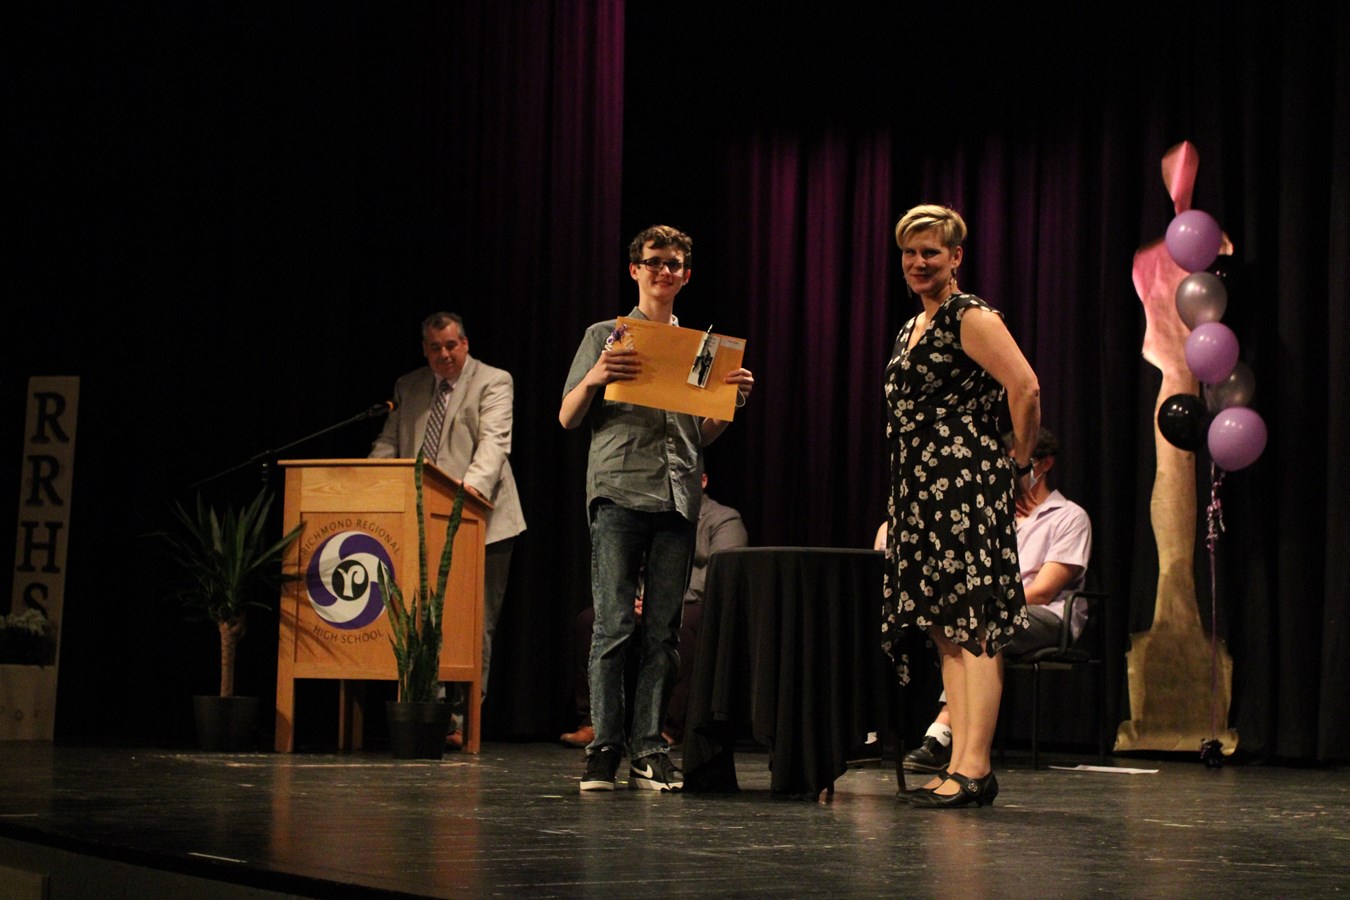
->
[587,503,694,759]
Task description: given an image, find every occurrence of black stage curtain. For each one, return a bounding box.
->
[9,1,1347,762]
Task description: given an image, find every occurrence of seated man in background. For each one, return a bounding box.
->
[900,427,1092,774]
[561,472,747,748]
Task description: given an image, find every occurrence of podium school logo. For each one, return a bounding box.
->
[305,531,394,630]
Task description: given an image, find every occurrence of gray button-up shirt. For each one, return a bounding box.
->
[563,306,704,522]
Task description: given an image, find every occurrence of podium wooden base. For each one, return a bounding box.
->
[273,460,488,754]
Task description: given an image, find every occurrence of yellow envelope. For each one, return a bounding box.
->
[603,317,747,420]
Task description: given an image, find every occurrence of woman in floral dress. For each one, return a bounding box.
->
[882,204,1040,808]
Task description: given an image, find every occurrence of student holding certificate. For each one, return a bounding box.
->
[560,224,753,792]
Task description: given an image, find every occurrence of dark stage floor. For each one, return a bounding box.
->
[1,740,1346,898]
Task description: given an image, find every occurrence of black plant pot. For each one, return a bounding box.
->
[386,700,455,760]
[193,695,260,751]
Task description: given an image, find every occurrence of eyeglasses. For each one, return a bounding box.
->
[637,257,685,274]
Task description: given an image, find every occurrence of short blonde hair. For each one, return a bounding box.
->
[895,204,967,250]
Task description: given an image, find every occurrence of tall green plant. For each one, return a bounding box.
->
[156,488,303,697]
[378,452,466,703]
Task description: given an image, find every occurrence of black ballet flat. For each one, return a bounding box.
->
[909,771,997,808]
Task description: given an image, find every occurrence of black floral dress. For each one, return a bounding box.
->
[881,293,1027,685]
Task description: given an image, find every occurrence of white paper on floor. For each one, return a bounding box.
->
[1049,764,1160,774]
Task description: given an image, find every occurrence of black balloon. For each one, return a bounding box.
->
[1157,393,1209,451]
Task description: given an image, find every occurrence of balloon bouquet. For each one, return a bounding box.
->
[1156,209,1267,468]
[1154,207,1266,766]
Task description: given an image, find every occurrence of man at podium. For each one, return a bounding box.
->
[370,311,527,748]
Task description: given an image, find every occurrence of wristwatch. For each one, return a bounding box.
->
[1015,460,1034,476]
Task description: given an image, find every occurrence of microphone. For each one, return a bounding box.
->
[188,398,400,490]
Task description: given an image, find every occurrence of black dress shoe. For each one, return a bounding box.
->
[902,736,952,773]
[896,769,949,803]
[909,771,998,808]
[895,787,923,803]
[980,772,999,805]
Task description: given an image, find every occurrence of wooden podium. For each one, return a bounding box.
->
[273,459,490,753]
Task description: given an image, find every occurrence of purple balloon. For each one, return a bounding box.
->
[1185,321,1240,384]
[1166,209,1223,273]
[1175,272,1228,328]
[1208,407,1267,471]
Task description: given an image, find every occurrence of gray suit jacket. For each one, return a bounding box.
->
[370,356,526,545]
[685,495,748,603]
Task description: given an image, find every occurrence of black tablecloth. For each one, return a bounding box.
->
[681,546,898,798]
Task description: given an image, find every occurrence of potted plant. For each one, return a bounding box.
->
[0,601,59,741]
[377,452,465,759]
[155,487,303,750]
[0,603,57,666]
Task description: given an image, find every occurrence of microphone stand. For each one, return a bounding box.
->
[188,403,394,492]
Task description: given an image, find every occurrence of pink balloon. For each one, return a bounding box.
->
[1185,321,1240,384]
[1166,209,1223,272]
[1208,407,1267,471]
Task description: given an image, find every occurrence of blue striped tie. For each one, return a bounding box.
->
[420,379,451,462]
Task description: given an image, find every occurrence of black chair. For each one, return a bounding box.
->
[999,589,1110,770]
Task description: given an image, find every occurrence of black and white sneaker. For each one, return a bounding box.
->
[628,753,684,792]
[580,746,621,792]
